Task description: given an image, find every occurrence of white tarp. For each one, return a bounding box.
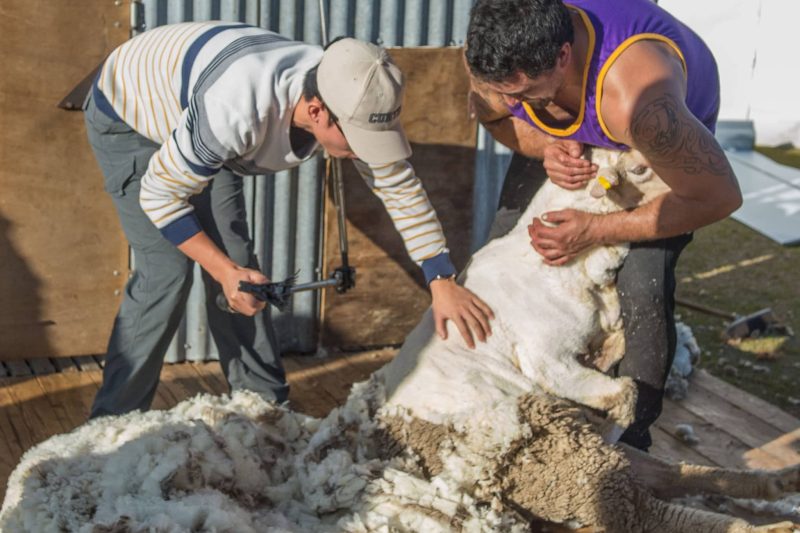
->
[660,0,800,147]
[726,150,800,245]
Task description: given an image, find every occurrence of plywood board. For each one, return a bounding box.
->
[388,47,478,148]
[0,1,130,359]
[320,48,478,349]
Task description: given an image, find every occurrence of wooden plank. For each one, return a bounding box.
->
[283,351,396,416]
[36,372,99,431]
[34,371,99,430]
[649,424,719,467]
[5,360,31,377]
[152,381,180,411]
[314,350,396,404]
[148,362,218,411]
[388,47,478,148]
[28,357,56,376]
[0,379,28,455]
[79,368,104,387]
[189,361,230,396]
[0,0,129,360]
[657,396,787,470]
[283,356,343,418]
[0,380,28,506]
[338,349,396,376]
[73,355,102,372]
[744,428,800,470]
[677,379,793,454]
[692,370,800,434]
[159,363,217,403]
[1,377,69,451]
[52,357,81,373]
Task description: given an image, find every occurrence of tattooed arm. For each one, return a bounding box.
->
[528,40,742,265]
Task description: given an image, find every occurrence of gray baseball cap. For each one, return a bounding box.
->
[317,38,412,165]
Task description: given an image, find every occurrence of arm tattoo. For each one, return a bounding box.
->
[630,93,730,176]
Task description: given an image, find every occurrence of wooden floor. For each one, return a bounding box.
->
[1,350,799,514]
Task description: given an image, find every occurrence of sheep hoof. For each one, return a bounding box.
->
[606,377,637,428]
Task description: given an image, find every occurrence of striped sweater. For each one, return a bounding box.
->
[93,21,456,282]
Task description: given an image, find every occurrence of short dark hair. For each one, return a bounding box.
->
[302,36,349,123]
[302,65,339,124]
[466,0,574,82]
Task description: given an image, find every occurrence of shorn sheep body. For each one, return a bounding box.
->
[381,148,673,431]
[2,149,797,532]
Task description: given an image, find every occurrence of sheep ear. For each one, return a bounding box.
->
[590,182,607,198]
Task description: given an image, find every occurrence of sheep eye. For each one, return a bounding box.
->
[630,165,648,175]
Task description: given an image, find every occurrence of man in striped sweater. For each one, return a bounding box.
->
[84,22,493,418]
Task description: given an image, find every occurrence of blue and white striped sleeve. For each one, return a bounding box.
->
[138,95,254,245]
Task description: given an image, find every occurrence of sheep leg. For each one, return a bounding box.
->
[623,444,800,500]
[532,356,638,428]
[635,492,796,533]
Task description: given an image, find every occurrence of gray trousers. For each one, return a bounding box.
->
[84,94,288,418]
[492,153,692,451]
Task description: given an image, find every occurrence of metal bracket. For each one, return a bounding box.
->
[130,0,146,36]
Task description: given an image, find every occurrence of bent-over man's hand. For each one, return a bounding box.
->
[221,266,270,316]
[430,279,494,349]
[543,140,598,189]
[528,209,599,266]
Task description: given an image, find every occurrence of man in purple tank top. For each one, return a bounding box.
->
[465,0,742,451]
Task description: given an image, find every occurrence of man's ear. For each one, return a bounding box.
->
[306,97,324,124]
[557,42,571,69]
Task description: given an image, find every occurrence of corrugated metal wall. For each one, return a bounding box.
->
[135,0,509,361]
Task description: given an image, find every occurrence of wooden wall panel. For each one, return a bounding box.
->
[320,47,478,349]
[0,1,130,359]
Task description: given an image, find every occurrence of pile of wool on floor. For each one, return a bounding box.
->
[6,323,792,532]
[0,378,526,533]
[0,324,701,532]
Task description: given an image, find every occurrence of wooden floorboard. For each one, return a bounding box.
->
[649,424,717,467]
[0,352,797,518]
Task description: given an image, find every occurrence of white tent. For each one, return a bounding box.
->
[660,0,800,147]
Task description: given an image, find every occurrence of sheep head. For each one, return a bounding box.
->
[587,148,670,210]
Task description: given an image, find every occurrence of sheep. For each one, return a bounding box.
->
[374,146,799,532]
[380,147,673,434]
[379,388,800,532]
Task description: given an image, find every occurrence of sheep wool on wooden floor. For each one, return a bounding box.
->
[2,375,798,532]
[0,382,529,532]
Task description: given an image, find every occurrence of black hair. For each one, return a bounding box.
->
[302,36,350,123]
[465,0,574,82]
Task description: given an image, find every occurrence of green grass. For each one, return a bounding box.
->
[675,146,800,418]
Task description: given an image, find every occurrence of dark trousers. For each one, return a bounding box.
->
[492,153,692,451]
[84,94,288,418]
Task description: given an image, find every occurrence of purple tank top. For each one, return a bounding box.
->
[509,0,720,150]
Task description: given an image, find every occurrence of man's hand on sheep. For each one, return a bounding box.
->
[430,279,494,349]
[528,209,599,266]
[543,140,598,189]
